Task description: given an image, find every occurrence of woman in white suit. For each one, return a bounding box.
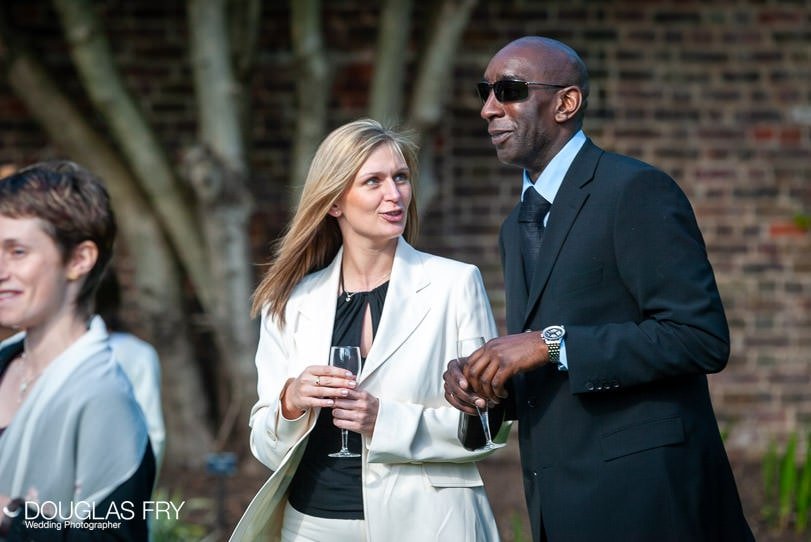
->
[231,119,503,541]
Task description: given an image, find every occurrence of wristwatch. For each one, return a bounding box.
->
[541,325,566,365]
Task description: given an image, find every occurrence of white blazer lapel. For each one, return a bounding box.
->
[361,238,430,381]
[292,250,342,368]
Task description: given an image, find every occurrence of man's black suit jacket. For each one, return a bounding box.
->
[499,140,754,542]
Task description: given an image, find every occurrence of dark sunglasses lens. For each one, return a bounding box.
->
[476,82,491,102]
[477,81,529,103]
[496,80,528,102]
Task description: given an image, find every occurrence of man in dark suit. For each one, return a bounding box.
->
[444,36,754,542]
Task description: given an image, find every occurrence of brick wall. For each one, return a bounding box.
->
[1,0,809,458]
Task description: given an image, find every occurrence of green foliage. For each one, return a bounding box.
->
[510,511,527,542]
[762,432,811,533]
[796,434,811,533]
[150,489,212,542]
[762,441,778,520]
[793,213,810,231]
[778,433,798,529]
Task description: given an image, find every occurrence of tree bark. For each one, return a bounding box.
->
[0,41,213,466]
[408,0,478,209]
[369,0,413,125]
[228,0,263,154]
[51,0,215,312]
[290,0,329,204]
[187,0,258,448]
[228,0,262,82]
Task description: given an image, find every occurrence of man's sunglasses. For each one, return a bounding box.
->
[477,80,569,104]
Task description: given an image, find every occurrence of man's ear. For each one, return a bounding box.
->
[554,86,583,122]
[66,241,99,281]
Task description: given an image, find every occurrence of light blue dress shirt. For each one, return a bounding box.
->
[520,129,587,369]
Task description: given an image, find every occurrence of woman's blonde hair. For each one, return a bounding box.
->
[251,119,419,324]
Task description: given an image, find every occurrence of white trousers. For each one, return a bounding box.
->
[281,501,367,542]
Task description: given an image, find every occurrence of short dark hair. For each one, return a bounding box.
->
[0,161,117,317]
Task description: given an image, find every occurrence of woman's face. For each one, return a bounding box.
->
[333,144,412,248]
[0,215,72,330]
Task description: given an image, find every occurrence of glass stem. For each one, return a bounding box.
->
[341,429,350,452]
[476,406,493,444]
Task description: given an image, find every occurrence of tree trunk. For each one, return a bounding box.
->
[408,0,478,210]
[369,0,413,125]
[290,0,329,205]
[186,0,258,448]
[51,0,215,312]
[228,0,263,157]
[0,43,213,466]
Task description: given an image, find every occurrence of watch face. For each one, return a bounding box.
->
[543,326,565,341]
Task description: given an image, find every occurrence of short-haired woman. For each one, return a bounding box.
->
[0,162,154,540]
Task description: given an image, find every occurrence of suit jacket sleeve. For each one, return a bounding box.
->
[249,310,313,471]
[366,265,502,463]
[565,167,730,393]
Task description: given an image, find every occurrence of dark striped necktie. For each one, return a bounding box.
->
[518,188,551,285]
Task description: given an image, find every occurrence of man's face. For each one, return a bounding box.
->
[480,44,563,178]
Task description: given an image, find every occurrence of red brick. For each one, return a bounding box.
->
[0,0,808,460]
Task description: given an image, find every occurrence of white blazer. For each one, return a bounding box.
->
[231,238,503,541]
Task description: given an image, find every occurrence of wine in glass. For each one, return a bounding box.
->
[457,337,505,451]
[328,346,362,458]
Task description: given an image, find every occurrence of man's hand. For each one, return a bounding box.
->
[463,332,547,401]
[443,359,485,415]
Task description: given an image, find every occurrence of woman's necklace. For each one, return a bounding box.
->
[339,270,356,303]
[339,268,391,303]
[18,352,42,404]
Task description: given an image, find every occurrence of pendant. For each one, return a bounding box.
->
[19,379,30,404]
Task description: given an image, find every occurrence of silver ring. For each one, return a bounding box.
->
[315,376,321,386]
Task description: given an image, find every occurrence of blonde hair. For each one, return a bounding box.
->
[252,119,419,324]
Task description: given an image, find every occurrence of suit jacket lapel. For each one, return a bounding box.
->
[500,203,528,334]
[293,252,341,368]
[361,238,430,381]
[523,140,603,327]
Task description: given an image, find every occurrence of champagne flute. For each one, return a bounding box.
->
[457,337,505,451]
[328,346,362,458]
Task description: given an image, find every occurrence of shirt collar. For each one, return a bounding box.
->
[521,130,587,202]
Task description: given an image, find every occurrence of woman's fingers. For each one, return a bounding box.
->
[331,390,378,435]
[308,374,357,391]
[299,365,356,395]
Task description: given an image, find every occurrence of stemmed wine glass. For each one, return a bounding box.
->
[328,346,362,458]
[457,337,506,451]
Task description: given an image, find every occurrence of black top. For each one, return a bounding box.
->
[287,281,388,520]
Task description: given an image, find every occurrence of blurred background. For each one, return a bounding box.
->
[0,1,809,540]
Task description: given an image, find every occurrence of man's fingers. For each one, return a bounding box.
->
[447,392,479,415]
[492,369,512,399]
[465,357,493,398]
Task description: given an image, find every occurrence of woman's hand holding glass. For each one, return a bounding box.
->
[280,364,357,419]
[331,386,379,437]
[327,346,379,457]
